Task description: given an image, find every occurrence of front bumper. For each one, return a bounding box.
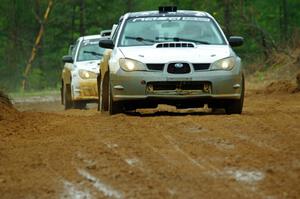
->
[72,79,98,101]
[110,68,243,102]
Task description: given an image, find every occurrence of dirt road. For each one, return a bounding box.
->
[0,90,300,199]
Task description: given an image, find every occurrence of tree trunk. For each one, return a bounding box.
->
[35,0,44,76]
[280,0,288,41]
[296,73,300,91]
[71,2,76,42]
[79,0,85,36]
[223,0,231,36]
[21,0,53,91]
[125,0,133,12]
[171,0,179,7]
[11,0,19,71]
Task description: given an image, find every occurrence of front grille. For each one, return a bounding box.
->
[193,63,210,71]
[146,64,164,71]
[147,81,207,91]
[156,42,195,48]
[167,63,191,74]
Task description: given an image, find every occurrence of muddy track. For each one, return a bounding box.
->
[0,91,300,198]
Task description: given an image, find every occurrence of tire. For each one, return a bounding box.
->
[61,81,64,105]
[63,84,73,110]
[73,101,86,109]
[99,73,109,112]
[97,75,101,111]
[225,75,245,115]
[108,83,123,115]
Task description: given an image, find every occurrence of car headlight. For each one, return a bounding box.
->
[78,70,97,79]
[119,58,147,72]
[210,57,236,71]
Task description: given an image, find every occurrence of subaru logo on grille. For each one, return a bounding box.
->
[174,63,184,68]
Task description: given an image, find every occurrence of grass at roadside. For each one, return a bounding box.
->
[8,89,60,99]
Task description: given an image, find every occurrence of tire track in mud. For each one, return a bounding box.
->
[160,134,273,199]
[76,149,171,198]
[151,105,300,199]
[1,92,300,198]
[63,123,173,199]
[96,116,261,198]
[34,105,300,198]
[146,117,268,199]
[85,117,200,198]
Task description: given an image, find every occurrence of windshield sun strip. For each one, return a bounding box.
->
[117,16,226,47]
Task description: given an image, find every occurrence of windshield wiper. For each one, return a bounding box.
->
[125,36,156,44]
[83,51,103,56]
[155,37,210,45]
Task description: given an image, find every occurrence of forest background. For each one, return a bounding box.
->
[0,0,299,91]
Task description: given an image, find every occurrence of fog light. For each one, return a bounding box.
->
[203,84,210,92]
[233,84,240,89]
[147,84,154,92]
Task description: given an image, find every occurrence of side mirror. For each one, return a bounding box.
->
[62,55,73,63]
[68,45,74,55]
[99,39,114,49]
[228,36,244,47]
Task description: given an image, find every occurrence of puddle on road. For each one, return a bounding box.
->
[125,158,139,166]
[184,125,208,134]
[105,143,119,149]
[78,169,123,199]
[200,137,235,150]
[62,180,91,199]
[208,168,265,184]
[226,169,265,183]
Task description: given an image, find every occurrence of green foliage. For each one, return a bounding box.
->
[0,0,299,91]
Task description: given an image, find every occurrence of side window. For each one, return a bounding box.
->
[112,17,123,44]
[72,39,80,59]
[68,45,74,55]
[112,27,119,44]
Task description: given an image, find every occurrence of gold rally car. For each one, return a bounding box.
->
[61,35,106,109]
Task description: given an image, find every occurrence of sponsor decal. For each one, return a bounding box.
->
[132,17,210,22]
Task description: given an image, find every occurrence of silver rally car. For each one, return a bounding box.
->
[98,6,244,115]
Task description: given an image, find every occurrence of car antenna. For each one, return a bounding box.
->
[159,6,177,13]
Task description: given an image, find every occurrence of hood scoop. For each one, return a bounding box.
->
[156,42,195,48]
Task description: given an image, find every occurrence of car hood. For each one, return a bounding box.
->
[118,45,232,63]
[75,60,100,73]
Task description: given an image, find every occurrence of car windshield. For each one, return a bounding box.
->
[77,39,105,61]
[118,16,225,47]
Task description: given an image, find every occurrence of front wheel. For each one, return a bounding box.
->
[63,84,73,110]
[108,84,123,115]
[225,75,245,114]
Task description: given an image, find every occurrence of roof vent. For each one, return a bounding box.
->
[159,6,177,13]
[156,42,195,48]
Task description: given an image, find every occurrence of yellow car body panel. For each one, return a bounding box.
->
[100,49,112,80]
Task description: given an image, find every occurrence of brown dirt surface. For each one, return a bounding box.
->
[247,45,300,94]
[0,91,19,121]
[0,90,300,199]
[265,80,298,94]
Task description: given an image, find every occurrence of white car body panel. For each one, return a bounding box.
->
[118,45,231,64]
[99,9,245,114]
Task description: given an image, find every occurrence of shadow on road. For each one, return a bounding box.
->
[125,109,226,117]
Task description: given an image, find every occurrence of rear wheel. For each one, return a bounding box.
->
[73,101,86,109]
[99,73,109,112]
[97,75,101,111]
[225,75,245,114]
[61,81,64,105]
[63,84,73,110]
